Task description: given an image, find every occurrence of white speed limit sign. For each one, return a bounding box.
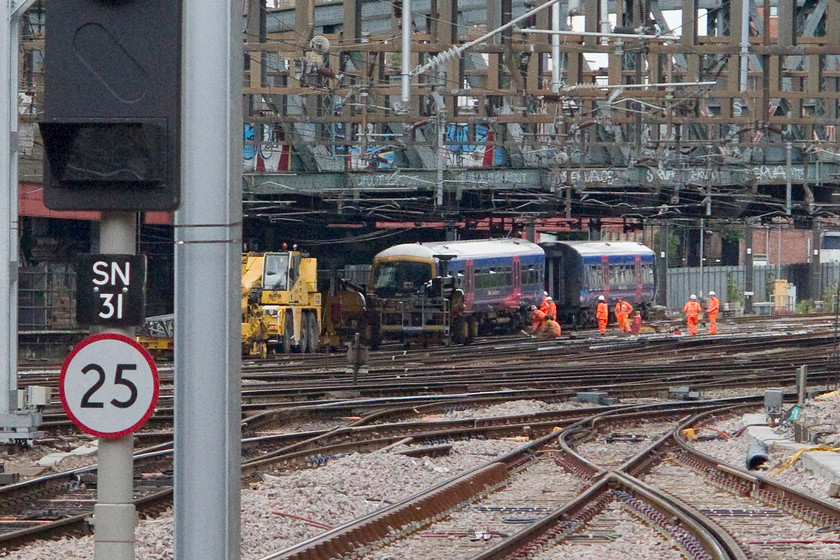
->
[60,333,159,438]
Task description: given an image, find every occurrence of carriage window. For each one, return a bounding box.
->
[591,264,603,284]
[373,261,433,294]
[522,265,538,286]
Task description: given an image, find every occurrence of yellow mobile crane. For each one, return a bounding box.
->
[242,250,322,356]
[139,250,369,359]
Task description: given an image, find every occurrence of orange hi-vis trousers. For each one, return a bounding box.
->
[708,312,718,334]
[686,315,699,335]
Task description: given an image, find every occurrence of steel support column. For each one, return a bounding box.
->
[174,1,242,558]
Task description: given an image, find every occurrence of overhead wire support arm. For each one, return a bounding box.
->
[410,0,563,78]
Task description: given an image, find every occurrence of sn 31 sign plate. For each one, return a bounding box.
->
[76,254,146,327]
[60,334,159,438]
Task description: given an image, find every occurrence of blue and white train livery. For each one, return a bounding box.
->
[542,240,656,326]
[368,238,545,346]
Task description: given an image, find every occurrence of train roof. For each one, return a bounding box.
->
[374,238,544,260]
[545,240,655,257]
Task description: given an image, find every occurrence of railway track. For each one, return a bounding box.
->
[5,315,840,556]
[260,401,840,560]
[23,320,840,439]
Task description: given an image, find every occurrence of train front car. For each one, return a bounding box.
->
[544,241,656,327]
[367,239,545,348]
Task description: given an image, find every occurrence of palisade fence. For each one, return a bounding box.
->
[18,263,76,331]
[666,263,840,311]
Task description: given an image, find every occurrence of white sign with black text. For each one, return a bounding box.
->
[60,333,159,438]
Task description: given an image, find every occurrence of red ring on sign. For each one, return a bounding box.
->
[59,333,160,439]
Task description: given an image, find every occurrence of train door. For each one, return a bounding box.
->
[546,250,562,304]
[634,254,643,301]
[512,256,521,301]
[464,259,475,311]
[601,254,610,300]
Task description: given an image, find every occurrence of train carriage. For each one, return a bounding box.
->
[542,240,656,326]
[368,239,545,346]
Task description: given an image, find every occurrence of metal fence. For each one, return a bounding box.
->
[18,263,76,330]
[666,263,840,310]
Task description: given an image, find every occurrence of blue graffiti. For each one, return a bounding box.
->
[243,124,256,160]
[446,124,489,152]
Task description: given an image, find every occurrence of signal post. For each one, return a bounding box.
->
[41,2,242,559]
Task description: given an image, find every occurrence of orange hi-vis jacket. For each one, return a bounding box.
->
[707,296,720,315]
[615,300,633,316]
[547,300,557,320]
[596,301,609,320]
[684,299,701,317]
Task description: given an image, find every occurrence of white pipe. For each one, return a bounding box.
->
[599,0,610,45]
[520,28,679,40]
[551,3,561,92]
[564,80,717,91]
[739,0,750,93]
[401,0,411,106]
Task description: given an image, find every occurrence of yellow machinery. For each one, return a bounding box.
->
[241,251,322,356]
[140,251,369,359]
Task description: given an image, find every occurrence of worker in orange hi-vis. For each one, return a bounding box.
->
[539,292,550,316]
[545,296,557,321]
[614,296,633,333]
[684,294,702,336]
[530,305,546,335]
[596,295,609,335]
[707,290,720,334]
[539,317,562,339]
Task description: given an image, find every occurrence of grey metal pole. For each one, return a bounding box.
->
[811,219,821,301]
[1,0,38,442]
[745,220,754,314]
[175,2,242,559]
[785,141,792,215]
[0,1,18,423]
[797,364,807,406]
[94,213,137,560]
[400,0,411,106]
[699,218,705,298]
[655,222,668,307]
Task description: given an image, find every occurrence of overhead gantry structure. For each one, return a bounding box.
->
[243,0,840,224]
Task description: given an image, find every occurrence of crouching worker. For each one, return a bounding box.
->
[537,318,562,339]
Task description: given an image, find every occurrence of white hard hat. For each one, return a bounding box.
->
[598,295,605,301]
[709,291,715,296]
[690,294,697,300]
[546,296,552,301]
[544,291,549,296]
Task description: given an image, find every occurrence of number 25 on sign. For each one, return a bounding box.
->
[60,334,159,439]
